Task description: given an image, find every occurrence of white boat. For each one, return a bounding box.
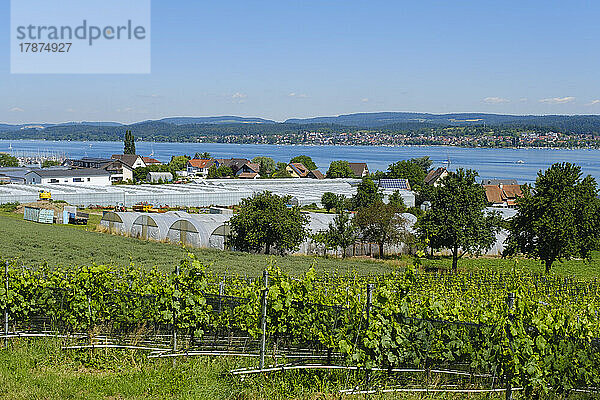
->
[516,160,525,164]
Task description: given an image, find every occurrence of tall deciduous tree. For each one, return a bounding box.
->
[207,165,233,178]
[387,190,407,210]
[351,177,383,210]
[410,156,433,173]
[322,192,346,212]
[229,191,308,255]
[326,160,354,178]
[168,155,191,171]
[252,156,276,176]
[416,169,500,270]
[354,201,407,258]
[323,210,358,258]
[272,162,292,178]
[386,159,426,189]
[505,163,600,274]
[124,130,136,155]
[290,155,317,171]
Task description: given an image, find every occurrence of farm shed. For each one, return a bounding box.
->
[167,214,231,249]
[100,211,141,234]
[130,213,180,241]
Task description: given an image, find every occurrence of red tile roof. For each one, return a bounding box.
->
[484,184,523,205]
[188,159,213,168]
[142,157,161,164]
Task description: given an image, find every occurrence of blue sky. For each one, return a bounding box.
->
[1,0,600,123]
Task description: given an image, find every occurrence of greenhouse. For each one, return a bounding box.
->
[98,211,426,256]
[0,179,370,208]
[167,214,231,249]
[99,211,141,234]
[130,213,180,241]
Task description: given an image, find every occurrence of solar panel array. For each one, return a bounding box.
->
[378,179,411,190]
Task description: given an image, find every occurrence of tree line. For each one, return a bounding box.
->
[227,159,600,274]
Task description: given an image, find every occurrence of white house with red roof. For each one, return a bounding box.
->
[187,159,215,177]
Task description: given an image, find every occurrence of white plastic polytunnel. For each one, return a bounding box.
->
[100,211,142,234]
[305,212,337,234]
[167,214,232,249]
[130,213,180,241]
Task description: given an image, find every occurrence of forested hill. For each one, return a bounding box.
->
[285,112,600,131]
[1,113,600,142]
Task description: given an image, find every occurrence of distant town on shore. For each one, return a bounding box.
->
[2,112,600,149]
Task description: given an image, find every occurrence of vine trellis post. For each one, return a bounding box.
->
[259,269,269,370]
[173,265,180,355]
[506,292,516,400]
[365,284,374,390]
[4,262,8,347]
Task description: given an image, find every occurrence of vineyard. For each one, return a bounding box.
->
[2,255,600,398]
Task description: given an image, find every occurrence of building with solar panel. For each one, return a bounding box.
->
[377,179,416,208]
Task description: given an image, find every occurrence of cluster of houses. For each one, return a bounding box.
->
[423,167,523,208]
[187,158,263,179]
[1,153,524,209]
[5,153,372,187]
[186,157,369,180]
[5,154,164,186]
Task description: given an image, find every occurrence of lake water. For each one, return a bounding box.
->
[1,140,599,184]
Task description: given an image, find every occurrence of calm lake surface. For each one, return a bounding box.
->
[1,140,599,184]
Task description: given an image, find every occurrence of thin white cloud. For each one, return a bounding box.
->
[519,98,528,102]
[539,96,575,104]
[586,99,600,106]
[288,92,308,98]
[232,92,247,99]
[361,98,369,103]
[9,107,24,112]
[483,97,509,104]
[66,108,75,113]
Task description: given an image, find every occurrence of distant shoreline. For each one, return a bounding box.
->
[1,138,599,151]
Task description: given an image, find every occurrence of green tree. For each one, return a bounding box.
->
[321,192,339,212]
[168,155,191,172]
[0,153,19,167]
[252,156,276,176]
[410,156,433,172]
[290,155,317,170]
[354,201,407,258]
[123,130,136,154]
[272,162,291,178]
[387,190,407,210]
[326,160,354,178]
[505,163,600,274]
[416,169,500,271]
[41,160,61,168]
[133,164,174,183]
[229,191,308,255]
[194,152,211,159]
[351,177,383,210]
[207,165,233,178]
[386,160,426,189]
[323,210,358,258]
